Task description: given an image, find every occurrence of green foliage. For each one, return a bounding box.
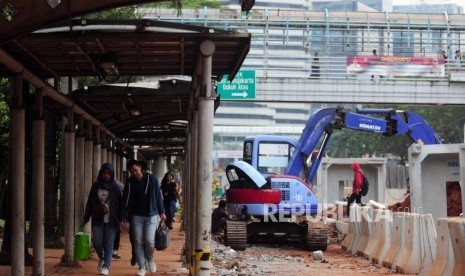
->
[176,0,223,8]
[78,76,141,88]
[397,105,465,144]
[0,78,10,148]
[327,105,465,161]
[84,6,139,19]
[143,0,222,15]
[145,0,222,9]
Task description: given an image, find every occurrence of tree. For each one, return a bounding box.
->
[144,0,222,9]
[327,105,465,161]
[0,78,9,223]
[83,6,139,19]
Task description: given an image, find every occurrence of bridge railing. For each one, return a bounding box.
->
[139,8,465,80]
[242,54,461,81]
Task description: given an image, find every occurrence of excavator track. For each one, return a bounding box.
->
[307,224,328,251]
[225,220,247,250]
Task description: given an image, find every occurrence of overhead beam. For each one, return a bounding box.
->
[0,0,164,43]
[0,48,125,145]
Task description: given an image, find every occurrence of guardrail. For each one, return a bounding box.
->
[139,8,465,81]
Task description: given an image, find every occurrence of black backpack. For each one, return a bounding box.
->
[361,174,369,196]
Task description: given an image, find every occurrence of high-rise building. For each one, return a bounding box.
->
[311,0,393,12]
[393,3,463,14]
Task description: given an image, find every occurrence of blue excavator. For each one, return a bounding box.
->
[224,106,441,250]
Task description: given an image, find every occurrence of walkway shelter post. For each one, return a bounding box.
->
[10,75,26,276]
[194,40,216,275]
[31,89,45,275]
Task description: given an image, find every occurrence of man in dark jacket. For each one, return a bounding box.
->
[122,159,166,276]
[82,163,123,275]
[211,200,232,234]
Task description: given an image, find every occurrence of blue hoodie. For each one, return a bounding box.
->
[122,172,165,220]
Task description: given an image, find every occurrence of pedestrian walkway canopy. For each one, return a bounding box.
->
[0,18,251,157]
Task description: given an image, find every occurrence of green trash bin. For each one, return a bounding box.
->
[74,228,91,261]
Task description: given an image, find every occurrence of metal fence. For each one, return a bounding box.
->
[386,166,409,189]
[140,8,465,80]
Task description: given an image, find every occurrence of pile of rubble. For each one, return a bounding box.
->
[211,240,307,276]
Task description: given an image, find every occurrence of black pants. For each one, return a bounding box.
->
[129,222,136,266]
[113,228,120,251]
[347,193,362,217]
[211,218,227,233]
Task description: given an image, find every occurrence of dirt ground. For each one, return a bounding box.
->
[211,242,405,276]
[0,219,407,276]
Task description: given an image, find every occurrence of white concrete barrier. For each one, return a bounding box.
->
[422,218,454,276]
[335,220,349,235]
[396,213,422,274]
[448,217,465,276]
[348,204,362,254]
[340,224,353,250]
[418,214,436,275]
[367,199,386,209]
[371,210,393,265]
[335,200,347,221]
[341,203,356,251]
[363,208,382,260]
[382,212,407,268]
[356,206,373,256]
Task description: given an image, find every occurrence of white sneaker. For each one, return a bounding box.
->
[136,268,146,276]
[100,267,109,275]
[97,259,104,272]
[148,261,156,273]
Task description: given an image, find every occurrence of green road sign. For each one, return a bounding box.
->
[217,70,256,100]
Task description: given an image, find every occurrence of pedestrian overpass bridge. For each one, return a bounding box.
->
[142,8,465,105]
[255,77,464,105]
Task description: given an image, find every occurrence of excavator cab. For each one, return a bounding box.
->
[224,161,328,251]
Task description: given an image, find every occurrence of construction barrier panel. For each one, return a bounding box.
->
[371,210,393,265]
[423,218,454,276]
[341,204,358,251]
[356,206,373,256]
[418,214,436,275]
[396,213,422,274]
[382,212,407,268]
[448,217,465,276]
[335,200,347,221]
[363,208,382,260]
[340,222,354,251]
[348,204,362,254]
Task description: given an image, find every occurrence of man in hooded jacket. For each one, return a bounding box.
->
[82,163,123,275]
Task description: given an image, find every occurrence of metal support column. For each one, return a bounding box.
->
[11,76,25,276]
[62,108,76,263]
[115,144,121,182]
[183,131,192,261]
[101,138,107,165]
[75,121,85,234]
[84,121,94,234]
[31,89,45,275]
[189,111,198,273]
[194,40,216,275]
[153,157,167,180]
[93,129,102,184]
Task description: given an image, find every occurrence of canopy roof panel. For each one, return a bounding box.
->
[0,19,250,81]
[0,19,250,159]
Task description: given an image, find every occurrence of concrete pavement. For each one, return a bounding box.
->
[0,219,188,275]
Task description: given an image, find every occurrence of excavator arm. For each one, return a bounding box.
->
[286,106,441,184]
